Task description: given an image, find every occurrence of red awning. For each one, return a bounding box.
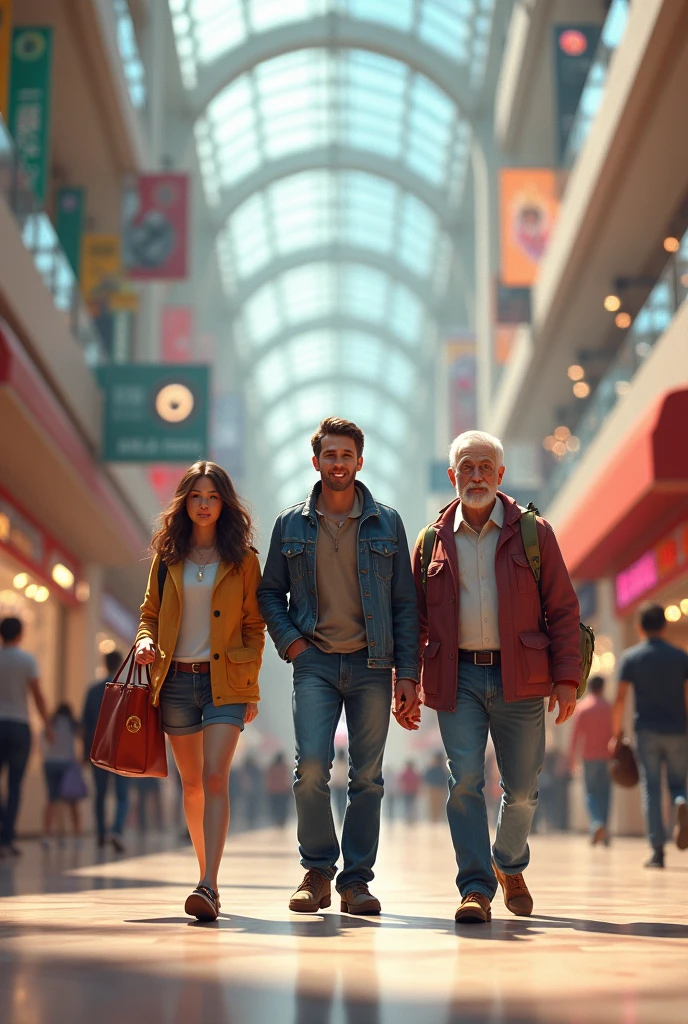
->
[555,389,688,578]
[0,320,150,564]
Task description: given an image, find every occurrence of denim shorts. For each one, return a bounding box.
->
[44,761,70,802]
[159,669,246,736]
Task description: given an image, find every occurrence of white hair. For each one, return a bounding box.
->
[449,431,505,471]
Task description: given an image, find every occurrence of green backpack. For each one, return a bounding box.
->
[417,503,594,699]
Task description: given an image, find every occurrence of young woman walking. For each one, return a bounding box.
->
[135,460,265,920]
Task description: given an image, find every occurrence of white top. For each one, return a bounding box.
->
[0,647,39,723]
[454,497,504,651]
[173,560,219,662]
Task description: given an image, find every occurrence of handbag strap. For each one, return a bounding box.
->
[109,646,151,689]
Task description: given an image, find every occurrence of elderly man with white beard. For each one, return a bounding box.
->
[412,431,581,923]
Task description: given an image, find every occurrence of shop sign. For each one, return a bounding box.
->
[615,520,688,610]
[553,25,602,163]
[55,187,85,278]
[499,169,559,287]
[0,0,12,121]
[8,26,53,204]
[122,174,189,280]
[446,335,476,439]
[97,364,209,463]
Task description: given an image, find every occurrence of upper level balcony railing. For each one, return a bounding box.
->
[0,117,109,368]
[563,0,630,169]
[541,228,688,510]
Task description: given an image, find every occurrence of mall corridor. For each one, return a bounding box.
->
[1,824,687,1024]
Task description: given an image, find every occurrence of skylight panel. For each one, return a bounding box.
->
[244,284,282,345]
[344,0,414,33]
[388,287,424,345]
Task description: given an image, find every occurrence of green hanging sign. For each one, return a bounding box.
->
[8,26,53,204]
[55,187,85,278]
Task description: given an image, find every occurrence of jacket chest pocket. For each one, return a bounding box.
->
[370,540,397,580]
[512,553,537,596]
[426,561,447,605]
[282,542,307,583]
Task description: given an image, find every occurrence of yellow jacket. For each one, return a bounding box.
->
[136,551,265,707]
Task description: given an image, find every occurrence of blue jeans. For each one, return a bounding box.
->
[0,721,31,846]
[437,662,545,900]
[636,730,688,850]
[291,645,392,891]
[92,765,130,840]
[583,759,611,832]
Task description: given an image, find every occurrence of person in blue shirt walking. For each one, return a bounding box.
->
[612,602,688,867]
[82,650,129,852]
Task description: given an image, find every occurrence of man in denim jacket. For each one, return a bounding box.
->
[258,417,419,916]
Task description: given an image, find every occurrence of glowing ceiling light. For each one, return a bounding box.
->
[665,605,681,622]
[25,584,38,600]
[76,581,91,602]
[566,436,581,452]
[52,564,75,590]
[542,436,556,451]
[34,586,50,603]
[98,638,116,655]
[604,294,621,312]
[554,426,571,441]
[615,312,632,329]
[680,599,688,616]
[663,237,680,253]
[13,573,29,589]
[567,365,585,382]
[573,382,591,398]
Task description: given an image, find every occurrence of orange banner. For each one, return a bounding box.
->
[500,169,559,287]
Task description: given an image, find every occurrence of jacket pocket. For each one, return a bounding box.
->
[226,647,260,694]
[426,561,446,605]
[421,639,441,694]
[518,631,551,685]
[370,539,397,580]
[512,553,537,596]
[282,541,307,583]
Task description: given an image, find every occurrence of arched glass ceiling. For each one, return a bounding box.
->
[250,330,418,405]
[171,0,497,91]
[194,49,471,205]
[234,264,433,354]
[216,170,454,295]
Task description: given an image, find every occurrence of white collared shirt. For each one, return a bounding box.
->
[454,498,504,650]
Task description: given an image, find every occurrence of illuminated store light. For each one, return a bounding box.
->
[604,294,621,312]
[25,584,38,600]
[99,638,116,655]
[552,441,567,458]
[34,587,49,603]
[680,599,688,616]
[663,237,680,253]
[566,436,581,452]
[600,652,616,671]
[543,436,556,451]
[567,365,585,382]
[13,573,29,589]
[554,426,571,441]
[615,312,632,329]
[615,380,631,397]
[573,382,591,399]
[665,604,681,622]
[76,581,91,602]
[52,563,75,590]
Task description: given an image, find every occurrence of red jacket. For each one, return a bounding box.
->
[412,493,581,712]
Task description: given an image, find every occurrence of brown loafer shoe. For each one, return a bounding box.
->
[674,802,688,850]
[289,869,332,913]
[455,892,492,924]
[492,859,533,916]
[339,882,381,915]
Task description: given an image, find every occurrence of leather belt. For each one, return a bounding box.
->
[171,660,210,674]
[458,650,501,666]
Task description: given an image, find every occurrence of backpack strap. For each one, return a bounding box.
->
[519,502,541,586]
[157,559,168,601]
[418,525,438,593]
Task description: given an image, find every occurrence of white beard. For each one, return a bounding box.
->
[460,486,497,509]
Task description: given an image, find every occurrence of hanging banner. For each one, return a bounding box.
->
[122,173,189,280]
[553,25,602,164]
[446,335,476,440]
[161,306,194,362]
[55,187,85,278]
[8,26,53,204]
[0,0,12,122]
[500,169,559,287]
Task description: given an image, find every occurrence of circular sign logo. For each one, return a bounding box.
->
[559,29,588,57]
[155,383,195,423]
[15,30,47,62]
[126,716,142,734]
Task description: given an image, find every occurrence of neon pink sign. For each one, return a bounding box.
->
[615,551,659,610]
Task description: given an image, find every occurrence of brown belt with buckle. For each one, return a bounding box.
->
[458,650,501,666]
[171,661,210,674]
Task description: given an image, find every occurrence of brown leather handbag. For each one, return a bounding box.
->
[608,735,639,788]
[90,645,167,778]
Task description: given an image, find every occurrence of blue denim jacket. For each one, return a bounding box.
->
[257,481,419,680]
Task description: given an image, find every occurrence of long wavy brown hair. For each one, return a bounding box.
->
[151,461,255,567]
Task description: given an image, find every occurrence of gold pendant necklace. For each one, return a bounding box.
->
[193,546,215,582]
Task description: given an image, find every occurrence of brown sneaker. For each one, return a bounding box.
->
[674,802,688,850]
[492,859,533,917]
[339,882,381,915]
[289,869,331,913]
[455,892,492,924]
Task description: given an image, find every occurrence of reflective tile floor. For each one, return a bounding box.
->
[1,824,687,1023]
